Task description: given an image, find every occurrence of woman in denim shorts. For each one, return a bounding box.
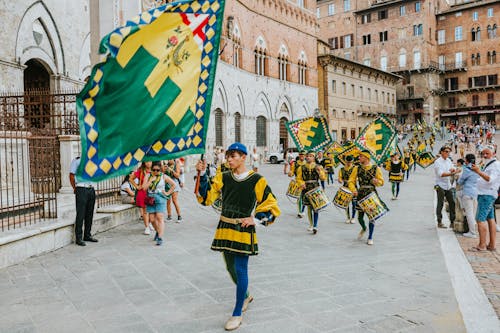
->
[145,162,176,246]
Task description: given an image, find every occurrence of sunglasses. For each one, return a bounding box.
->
[152,168,161,171]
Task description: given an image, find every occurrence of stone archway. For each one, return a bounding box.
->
[23,59,52,130]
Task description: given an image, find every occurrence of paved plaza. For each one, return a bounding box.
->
[0,161,499,332]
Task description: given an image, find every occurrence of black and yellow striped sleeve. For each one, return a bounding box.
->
[197,171,223,206]
[254,177,281,224]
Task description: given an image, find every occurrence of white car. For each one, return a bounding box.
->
[266,148,298,164]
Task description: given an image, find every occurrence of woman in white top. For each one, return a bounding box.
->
[251,147,260,172]
[145,162,176,246]
[120,171,136,204]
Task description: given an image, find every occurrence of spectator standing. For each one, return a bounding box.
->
[458,154,479,238]
[69,157,97,246]
[251,147,260,172]
[434,146,457,228]
[164,159,183,223]
[469,146,499,251]
[131,161,153,235]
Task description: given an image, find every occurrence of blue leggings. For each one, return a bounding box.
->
[223,252,249,317]
[328,173,334,184]
[391,182,400,197]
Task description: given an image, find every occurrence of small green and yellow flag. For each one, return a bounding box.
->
[76,0,225,181]
[417,151,436,169]
[286,117,333,152]
[355,115,397,164]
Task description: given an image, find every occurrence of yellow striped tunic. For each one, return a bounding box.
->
[198,170,280,255]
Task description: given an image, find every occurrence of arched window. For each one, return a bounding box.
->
[471,53,476,66]
[477,52,481,65]
[254,49,267,76]
[233,38,242,69]
[256,116,267,147]
[278,54,289,81]
[279,116,289,151]
[493,24,498,38]
[234,112,241,142]
[472,27,481,41]
[298,60,307,84]
[488,25,493,38]
[215,108,224,147]
[493,51,497,64]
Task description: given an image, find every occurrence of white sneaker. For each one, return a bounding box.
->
[350,218,356,224]
[463,232,477,238]
[176,216,182,223]
[148,224,155,232]
[143,227,151,235]
[307,226,313,232]
[345,219,351,224]
[391,196,396,200]
[496,224,500,232]
[367,239,373,245]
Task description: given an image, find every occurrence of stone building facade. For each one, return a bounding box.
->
[436,0,500,125]
[317,0,499,126]
[0,0,90,92]
[318,46,399,142]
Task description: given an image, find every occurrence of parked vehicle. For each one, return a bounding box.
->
[266,147,298,164]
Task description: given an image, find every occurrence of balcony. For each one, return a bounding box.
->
[442,60,467,72]
[389,61,441,74]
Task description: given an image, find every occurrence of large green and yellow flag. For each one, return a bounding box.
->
[286,117,333,152]
[76,0,225,181]
[355,115,397,164]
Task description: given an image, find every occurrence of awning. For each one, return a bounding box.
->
[441,109,500,117]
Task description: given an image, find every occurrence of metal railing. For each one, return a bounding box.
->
[0,89,122,231]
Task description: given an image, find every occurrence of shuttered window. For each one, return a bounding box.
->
[234,112,241,142]
[256,116,267,147]
[215,109,223,147]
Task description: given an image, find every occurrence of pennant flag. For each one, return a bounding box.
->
[355,115,397,164]
[417,151,436,169]
[286,117,333,152]
[335,141,360,165]
[384,137,402,163]
[76,0,226,181]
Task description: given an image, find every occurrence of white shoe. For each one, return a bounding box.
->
[224,316,242,331]
[357,229,366,240]
[367,239,373,245]
[176,216,182,223]
[143,227,151,235]
[345,219,351,224]
[391,196,396,200]
[496,224,500,232]
[242,295,253,312]
[462,232,477,238]
[148,224,155,232]
[350,218,356,224]
[307,226,313,232]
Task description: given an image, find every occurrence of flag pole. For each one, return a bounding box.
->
[194,154,204,195]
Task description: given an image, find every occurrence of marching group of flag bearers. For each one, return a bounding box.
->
[72,1,448,329]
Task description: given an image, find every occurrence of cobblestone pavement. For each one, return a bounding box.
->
[457,222,500,317]
[448,133,500,319]
[0,162,469,332]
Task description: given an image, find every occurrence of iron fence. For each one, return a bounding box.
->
[0,89,123,231]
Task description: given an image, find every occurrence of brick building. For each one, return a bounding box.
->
[436,0,500,125]
[318,43,399,142]
[318,0,499,126]
[92,0,319,160]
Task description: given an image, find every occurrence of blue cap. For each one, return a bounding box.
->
[227,142,248,155]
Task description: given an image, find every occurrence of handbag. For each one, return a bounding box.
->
[145,195,155,206]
